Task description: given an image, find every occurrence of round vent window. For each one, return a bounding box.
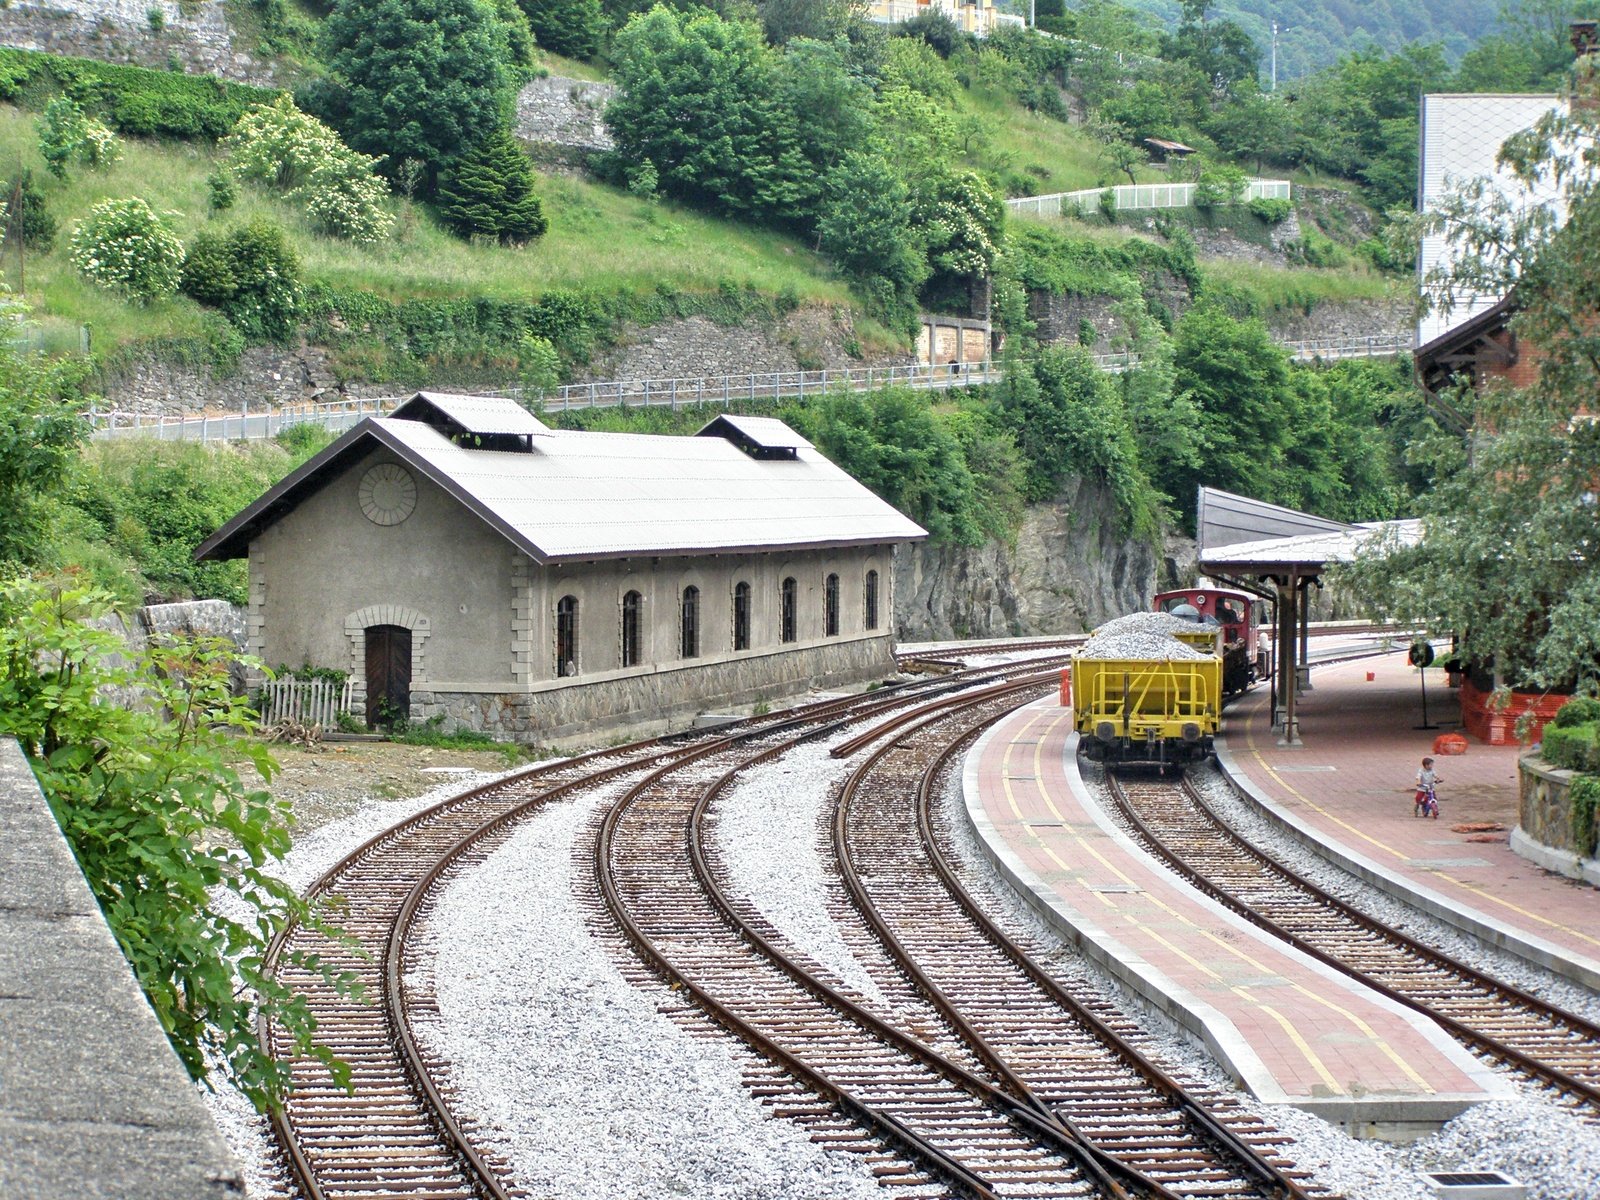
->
[358,463,417,526]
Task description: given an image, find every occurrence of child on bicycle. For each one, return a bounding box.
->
[1414,757,1440,819]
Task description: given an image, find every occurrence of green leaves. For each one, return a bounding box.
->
[437,127,548,245]
[0,579,361,1111]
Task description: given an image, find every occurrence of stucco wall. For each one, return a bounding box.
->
[253,447,517,686]
[248,445,901,739]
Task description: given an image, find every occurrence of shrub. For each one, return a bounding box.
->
[1248,197,1292,224]
[207,167,237,212]
[224,96,394,245]
[1,170,56,252]
[517,333,561,398]
[69,198,185,301]
[1285,230,1347,269]
[181,220,302,342]
[1543,722,1600,773]
[1193,162,1249,210]
[1571,774,1600,858]
[37,97,121,180]
[1551,697,1600,729]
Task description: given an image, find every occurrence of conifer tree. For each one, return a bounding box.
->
[436,128,549,244]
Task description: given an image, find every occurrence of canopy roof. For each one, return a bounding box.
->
[1196,487,1417,577]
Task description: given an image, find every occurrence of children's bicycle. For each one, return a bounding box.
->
[1414,785,1438,819]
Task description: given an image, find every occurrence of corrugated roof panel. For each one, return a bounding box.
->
[394,391,552,436]
[1418,93,1565,346]
[697,413,814,450]
[1200,520,1421,570]
[1197,487,1355,553]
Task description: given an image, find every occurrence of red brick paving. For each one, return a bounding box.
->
[968,701,1499,1125]
[1221,652,1600,985]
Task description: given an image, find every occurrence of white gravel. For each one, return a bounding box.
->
[1080,611,1210,661]
[417,781,889,1200]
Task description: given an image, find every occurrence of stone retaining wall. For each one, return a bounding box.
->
[515,74,617,152]
[0,738,243,1199]
[0,0,281,85]
[1513,754,1600,886]
[412,635,898,746]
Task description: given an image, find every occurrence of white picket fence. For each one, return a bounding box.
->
[258,677,354,728]
[1007,179,1292,218]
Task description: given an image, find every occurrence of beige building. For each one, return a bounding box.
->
[868,0,1024,37]
[198,394,926,744]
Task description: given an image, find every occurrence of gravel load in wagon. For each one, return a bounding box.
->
[1079,611,1210,661]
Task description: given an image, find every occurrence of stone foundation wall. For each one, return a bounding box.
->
[410,635,898,746]
[0,0,281,85]
[1514,754,1600,886]
[515,74,617,152]
[95,344,348,417]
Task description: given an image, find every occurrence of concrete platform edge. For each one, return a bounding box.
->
[1509,825,1600,890]
[962,710,1501,1127]
[1216,735,1600,993]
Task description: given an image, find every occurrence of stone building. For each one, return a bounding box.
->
[197,393,926,744]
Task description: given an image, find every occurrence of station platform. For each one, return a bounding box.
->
[1219,651,1600,992]
[963,700,1507,1140]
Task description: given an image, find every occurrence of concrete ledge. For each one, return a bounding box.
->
[1509,825,1600,889]
[0,738,244,1200]
[1216,736,1600,993]
[961,716,1499,1139]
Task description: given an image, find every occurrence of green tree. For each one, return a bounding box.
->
[1204,93,1292,173]
[1,170,56,252]
[1347,63,1600,689]
[0,580,358,1110]
[1169,302,1296,523]
[606,6,807,219]
[519,0,607,59]
[36,97,121,181]
[180,220,303,343]
[321,0,512,190]
[759,0,864,45]
[817,151,928,328]
[0,295,88,568]
[911,168,1003,303]
[1097,80,1178,145]
[437,127,548,244]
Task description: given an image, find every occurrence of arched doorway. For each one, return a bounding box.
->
[365,624,412,728]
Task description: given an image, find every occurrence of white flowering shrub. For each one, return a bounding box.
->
[69,198,185,301]
[37,97,123,180]
[223,96,393,245]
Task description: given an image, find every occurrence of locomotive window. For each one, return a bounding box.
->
[1160,597,1187,613]
[1216,599,1245,625]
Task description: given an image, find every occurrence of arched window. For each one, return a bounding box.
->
[780,577,797,644]
[680,585,700,659]
[621,590,642,668]
[733,581,751,651]
[824,573,840,637]
[555,595,578,676]
[864,569,880,631]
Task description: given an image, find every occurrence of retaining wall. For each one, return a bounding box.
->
[1513,754,1600,886]
[0,738,244,1200]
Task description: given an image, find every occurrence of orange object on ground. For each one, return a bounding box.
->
[1433,732,1470,755]
[1059,668,1072,708]
[1459,680,1567,745]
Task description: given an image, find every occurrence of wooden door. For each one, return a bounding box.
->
[364,624,412,728]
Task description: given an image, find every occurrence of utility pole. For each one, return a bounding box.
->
[1271,21,1279,92]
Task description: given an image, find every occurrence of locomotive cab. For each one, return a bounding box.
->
[1153,588,1267,697]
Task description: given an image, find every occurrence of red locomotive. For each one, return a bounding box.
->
[1152,587,1270,697]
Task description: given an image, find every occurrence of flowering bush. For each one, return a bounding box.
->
[223,96,393,245]
[37,96,122,180]
[69,198,184,300]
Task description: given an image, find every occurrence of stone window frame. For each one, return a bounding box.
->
[343,604,431,715]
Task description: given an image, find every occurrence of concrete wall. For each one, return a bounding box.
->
[250,447,900,739]
[0,739,243,1200]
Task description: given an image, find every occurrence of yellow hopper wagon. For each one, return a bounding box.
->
[1068,611,1223,771]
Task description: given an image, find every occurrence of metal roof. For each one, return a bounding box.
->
[1200,520,1422,574]
[697,413,813,450]
[391,391,552,436]
[1417,93,1565,346]
[197,401,926,564]
[1196,487,1356,552]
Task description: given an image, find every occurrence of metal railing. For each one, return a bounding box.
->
[89,334,1411,444]
[1007,179,1292,218]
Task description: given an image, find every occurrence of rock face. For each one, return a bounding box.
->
[516,75,618,153]
[895,477,1190,639]
[0,0,281,85]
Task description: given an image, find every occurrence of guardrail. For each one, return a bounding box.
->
[1007,178,1292,218]
[89,335,1411,444]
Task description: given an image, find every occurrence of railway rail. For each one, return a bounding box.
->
[260,660,1073,1199]
[1102,772,1600,1114]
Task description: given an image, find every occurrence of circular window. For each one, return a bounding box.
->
[358,463,417,526]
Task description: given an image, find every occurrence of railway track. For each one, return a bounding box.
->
[599,672,1328,1198]
[259,661,1071,1200]
[828,702,1315,1199]
[1102,772,1600,1113]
